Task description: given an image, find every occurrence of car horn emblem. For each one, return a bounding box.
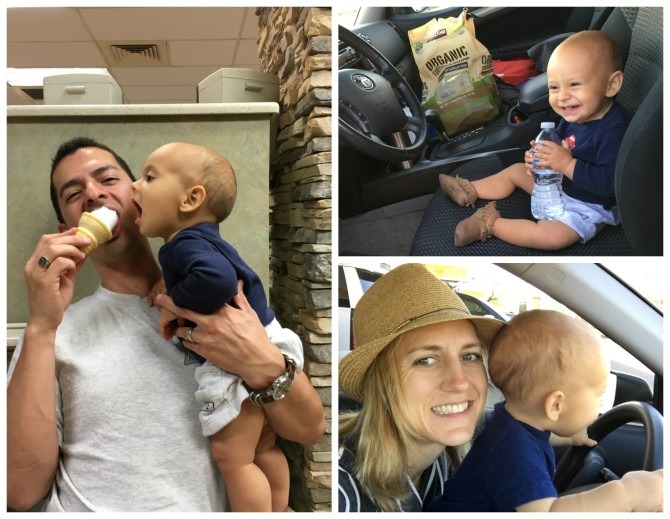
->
[352,74,375,91]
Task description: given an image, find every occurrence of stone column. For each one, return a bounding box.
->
[256,7,332,512]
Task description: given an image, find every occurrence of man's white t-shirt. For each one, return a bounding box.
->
[8,286,227,511]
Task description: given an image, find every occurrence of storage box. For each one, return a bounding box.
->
[197,68,279,103]
[43,73,123,105]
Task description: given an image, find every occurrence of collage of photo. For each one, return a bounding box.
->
[4,4,665,514]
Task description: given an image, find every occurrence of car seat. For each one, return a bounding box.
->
[494,7,615,117]
[411,7,662,256]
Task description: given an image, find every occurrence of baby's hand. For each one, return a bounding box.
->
[532,140,573,174]
[549,430,597,447]
[568,428,597,447]
[159,307,181,340]
[524,145,536,174]
[148,278,167,308]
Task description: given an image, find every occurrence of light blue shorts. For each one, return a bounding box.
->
[554,193,620,243]
[194,319,304,436]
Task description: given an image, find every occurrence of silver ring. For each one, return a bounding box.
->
[38,255,52,269]
[187,327,195,343]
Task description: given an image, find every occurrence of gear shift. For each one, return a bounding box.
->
[425,109,449,142]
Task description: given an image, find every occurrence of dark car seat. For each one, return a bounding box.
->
[494,7,615,115]
[411,7,663,256]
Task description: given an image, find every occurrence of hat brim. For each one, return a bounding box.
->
[339,313,503,402]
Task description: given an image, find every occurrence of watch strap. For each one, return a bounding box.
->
[246,355,296,407]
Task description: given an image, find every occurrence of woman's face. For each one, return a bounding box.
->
[395,319,488,450]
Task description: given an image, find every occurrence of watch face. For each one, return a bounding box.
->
[272,375,292,400]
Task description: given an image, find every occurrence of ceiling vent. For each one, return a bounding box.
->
[100,41,170,67]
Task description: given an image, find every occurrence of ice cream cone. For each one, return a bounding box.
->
[76,208,116,255]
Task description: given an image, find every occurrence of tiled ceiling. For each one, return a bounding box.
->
[7,6,262,105]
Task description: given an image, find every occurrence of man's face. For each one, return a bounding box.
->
[52,147,141,252]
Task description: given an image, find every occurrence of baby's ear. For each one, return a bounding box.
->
[606,70,624,98]
[180,185,207,213]
[544,390,565,421]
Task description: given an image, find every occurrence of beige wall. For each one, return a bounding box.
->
[7,107,275,324]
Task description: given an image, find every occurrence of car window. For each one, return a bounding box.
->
[338,7,360,28]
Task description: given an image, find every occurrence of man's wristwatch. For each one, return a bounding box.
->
[246,355,297,407]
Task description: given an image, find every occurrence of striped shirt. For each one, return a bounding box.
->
[338,441,450,512]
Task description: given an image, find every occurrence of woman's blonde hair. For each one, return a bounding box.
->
[339,336,471,511]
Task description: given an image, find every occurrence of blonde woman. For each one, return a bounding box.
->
[338,263,503,512]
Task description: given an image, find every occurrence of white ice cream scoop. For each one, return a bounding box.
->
[76,207,118,254]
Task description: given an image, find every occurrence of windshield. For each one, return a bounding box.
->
[600,261,663,312]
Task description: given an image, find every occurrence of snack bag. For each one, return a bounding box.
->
[409,9,501,136]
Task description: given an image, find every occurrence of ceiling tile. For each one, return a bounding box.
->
[79,7,248,41]
[7,8,92,42]
[241,7,261,39]
[169,40,237,67]
[8,42,107,68]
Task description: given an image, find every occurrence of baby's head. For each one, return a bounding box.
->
[168,142,237,223]
[547,30,623,123]
[133,142,237,240]
[489,310,609,435]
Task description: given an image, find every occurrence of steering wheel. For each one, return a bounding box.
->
[554,401,663,494]
[339,25,428,162]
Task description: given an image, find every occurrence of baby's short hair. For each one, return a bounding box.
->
[192,147,237,223]
[562,30,623,72]
[489,310,598,404]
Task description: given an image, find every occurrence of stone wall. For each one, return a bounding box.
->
[257,7,332,513]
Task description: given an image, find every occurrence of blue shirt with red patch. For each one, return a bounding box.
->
[557,101,628,209]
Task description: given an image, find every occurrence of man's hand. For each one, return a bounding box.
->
[24,228,90,331]
[621,469,663,511]
[156,280,284,387]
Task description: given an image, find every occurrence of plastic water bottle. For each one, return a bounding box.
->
[530,122,565,220]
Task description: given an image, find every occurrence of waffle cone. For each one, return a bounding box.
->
[76,212,113,254]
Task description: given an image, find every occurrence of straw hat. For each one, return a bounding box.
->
[339,263,504,402]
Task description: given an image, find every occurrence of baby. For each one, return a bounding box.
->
[428,310,663,512]
[440,30,627,250]
[132,142,304,512]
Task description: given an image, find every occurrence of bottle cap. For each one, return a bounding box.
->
[540,122,556,129]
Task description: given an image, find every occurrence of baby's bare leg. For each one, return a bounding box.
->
[210,400,270,512]
[255,427,290,512]
[472,163,534,200]
[493,218,580,250]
